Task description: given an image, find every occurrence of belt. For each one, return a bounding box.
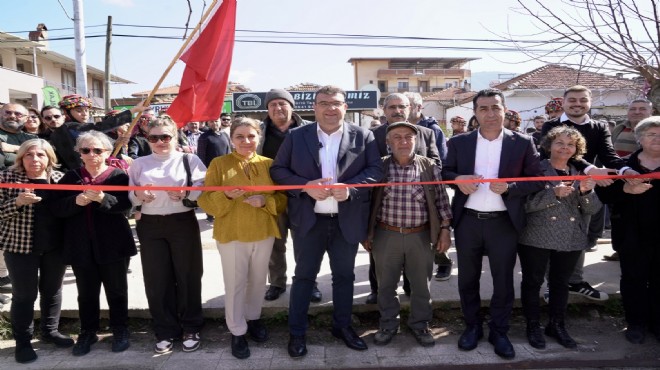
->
[316,213,338,218]
[377,221,429,234]
[465,209,507,220]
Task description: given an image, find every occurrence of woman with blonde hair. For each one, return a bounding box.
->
[198,117,286,359]
[0,139,72,364]
[128,116,207,354]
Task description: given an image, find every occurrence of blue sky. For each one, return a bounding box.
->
[2,0,573,98]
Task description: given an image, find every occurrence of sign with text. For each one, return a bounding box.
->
[232,90,378,112]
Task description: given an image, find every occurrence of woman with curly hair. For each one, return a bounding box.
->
[518,126,601,350]
[49,94,148,171]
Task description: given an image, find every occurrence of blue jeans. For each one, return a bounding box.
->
[288,216,358,335]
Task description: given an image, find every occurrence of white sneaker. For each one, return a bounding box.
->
[182,332,201,352]
[154,338,173,354]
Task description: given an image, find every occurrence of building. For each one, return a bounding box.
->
[347,57,477,97]
[446,64,645,132]
[0,24,132,109]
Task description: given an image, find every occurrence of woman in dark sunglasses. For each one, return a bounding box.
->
[127,116,207,354]
[52,131,136,356]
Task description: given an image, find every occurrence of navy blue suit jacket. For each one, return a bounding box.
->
[270,122,383,244]
[442,129,543,232]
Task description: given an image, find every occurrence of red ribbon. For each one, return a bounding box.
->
[0,173,656,192]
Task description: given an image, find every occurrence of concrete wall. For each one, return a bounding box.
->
[0,67,44,108]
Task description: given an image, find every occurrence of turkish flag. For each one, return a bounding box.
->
[167,0,237,126]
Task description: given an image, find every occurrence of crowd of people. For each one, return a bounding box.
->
[0,84,657,364]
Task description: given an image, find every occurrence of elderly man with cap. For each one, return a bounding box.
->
[363,121,452,347]
[256,89,321,303]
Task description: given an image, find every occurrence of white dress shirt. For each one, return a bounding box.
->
[464,128,507,212]
[314,123,343,214]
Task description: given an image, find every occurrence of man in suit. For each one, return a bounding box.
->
[270,85,382,358]
[442,88,542,359]
[365,93,441,304]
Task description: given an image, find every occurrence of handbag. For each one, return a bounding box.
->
[181,154,198,208]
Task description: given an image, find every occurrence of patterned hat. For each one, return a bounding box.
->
[504,110,521,124]
[59,94,93,110]
[104,109,123,119]
[450,116,466,124]
[545,97,563,113]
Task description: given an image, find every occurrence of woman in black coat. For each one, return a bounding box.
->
[53,131,136,356]
[596,116,660,344]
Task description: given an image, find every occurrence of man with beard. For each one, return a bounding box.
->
[1,104,36,167]
[39,106,66,141]
[219,113,232,136]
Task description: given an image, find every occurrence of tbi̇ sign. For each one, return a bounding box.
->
[232,90,378,112]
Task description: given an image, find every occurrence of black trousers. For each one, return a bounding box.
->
[72,258,129,333]
[454,212,518,333]
[4,249,67,342]
[136,211,204,340]
[619,245,660,329]
[518,244,581,321]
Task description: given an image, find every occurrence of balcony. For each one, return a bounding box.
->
[377,68,470,79]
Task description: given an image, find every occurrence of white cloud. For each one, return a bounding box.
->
[229,69,256,85]
[101,0,135,7]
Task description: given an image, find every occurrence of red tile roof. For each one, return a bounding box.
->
[424,87,476,103]
[492,64,641,91]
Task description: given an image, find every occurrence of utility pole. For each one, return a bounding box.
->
[104,16,112,111]
[73,0,89,97]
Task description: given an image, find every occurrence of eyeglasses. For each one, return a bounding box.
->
[316,101,345,108]
[43,114,62,121]
[390,134,417,143]
[146,134,173,143]
[221,118,231,122]
[80,147,108,155]
[3,110,25,118]
[28,115,39,120]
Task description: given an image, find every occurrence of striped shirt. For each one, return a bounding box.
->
[377,157,451,228]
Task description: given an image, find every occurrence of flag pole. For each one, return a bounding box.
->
[112,0,220,157]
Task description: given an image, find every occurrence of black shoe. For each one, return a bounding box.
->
[331,326,368,351]
[0,275,12,292]
[488,331,515,359]
[247,319,269,342]
[111,328,130,352]
[625,324,645,344]
[458,324,483,351]
[545,319,577,349]
[365,292,378,304]
[231,334,250,359]
[288,334,307,358]
[15,341,37,364]
[526,321,546,349]
[41,331,75,348]
[434,264,452,281]
[264,286,286,301]
[72,332,98,356]
[310,286,322,303]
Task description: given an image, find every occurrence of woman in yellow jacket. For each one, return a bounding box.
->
[198,117,286,360]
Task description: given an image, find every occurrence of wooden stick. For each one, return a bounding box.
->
[112,0,220,157]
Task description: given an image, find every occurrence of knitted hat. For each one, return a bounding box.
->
[265,89,295,107]
[545,97,563,114]
[505,110,521,124]
[59,94,93,110]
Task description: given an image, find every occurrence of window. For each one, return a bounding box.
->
[377,80,387,93]
[397,79,409,92]
[91,79,103,98]
[62,70,76,92]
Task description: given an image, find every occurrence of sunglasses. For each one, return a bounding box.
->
[43,114,63,121]
[80,147,108,155]
[3,110,25,118]
[147,134,173,143]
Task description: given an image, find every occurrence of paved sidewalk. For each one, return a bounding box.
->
[1,209,659,369]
